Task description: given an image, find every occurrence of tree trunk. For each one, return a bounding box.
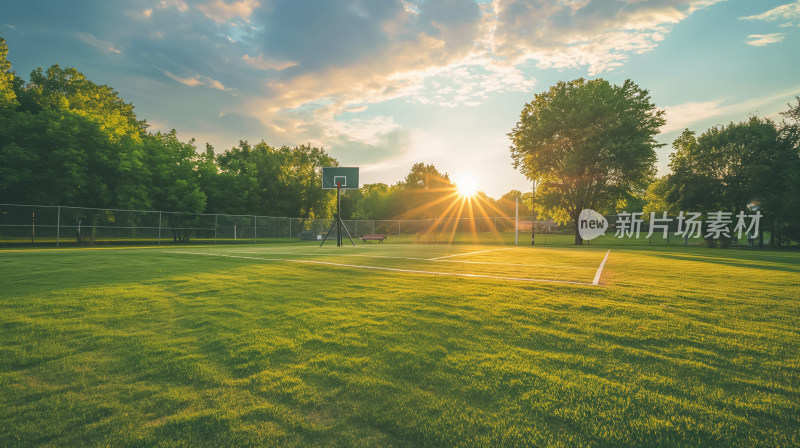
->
[572,211,583,245]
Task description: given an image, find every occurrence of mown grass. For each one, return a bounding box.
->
[1,243,799,447]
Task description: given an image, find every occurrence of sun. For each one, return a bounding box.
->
[455,172,479,198]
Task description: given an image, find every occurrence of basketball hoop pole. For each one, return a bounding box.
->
[337,182,342,247]
[320,181,356,247]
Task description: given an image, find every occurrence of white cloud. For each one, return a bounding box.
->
[662,100,726,133]
[242,54,297,71]
[663,87,800,133]
[740,1,800,27]
[238,0,731,165]
[127,1,186,19]
[75,32,122,54]
[157,0,189,13]
[198,0,260,24]
[165,71,228,90]
[328,116,401,146]
[488,0,725,75]
[745,33,786,47]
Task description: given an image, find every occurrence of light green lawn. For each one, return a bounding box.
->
[1,243,798,447]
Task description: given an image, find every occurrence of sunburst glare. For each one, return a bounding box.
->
[455,172,479,198]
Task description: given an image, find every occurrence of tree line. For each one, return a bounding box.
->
[1,38,529,224]
[0,37,337,219]
[510,78,800,246]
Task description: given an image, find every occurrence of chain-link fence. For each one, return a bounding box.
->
[0,204,767,247]
[0,204,535,247]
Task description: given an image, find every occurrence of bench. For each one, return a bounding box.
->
[360,234,386,243]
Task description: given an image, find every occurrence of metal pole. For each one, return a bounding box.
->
[515,197,518,245]
[158,211,162,246]
[289,218,292,239]
[215,214,218,244]
[56,206,61,248]
[32,211,35,244]
[531,179,536,246]
[254,215,257,244]
[337,183,342,247]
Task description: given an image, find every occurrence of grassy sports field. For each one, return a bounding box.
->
[1,242,799,447]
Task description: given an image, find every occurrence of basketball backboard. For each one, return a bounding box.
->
[322,167,359,189]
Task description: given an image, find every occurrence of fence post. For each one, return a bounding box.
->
[215,214,218,244]
[254,215,257,244]
[56,206,61,248]
[158,211,162,245]
[289,218,292,239]
[515,198,518,245]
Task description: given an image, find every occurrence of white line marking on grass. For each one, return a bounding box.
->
[236,252,432,261]
[341,254,433,261]
[592,250,611,286]
[434,259,594,269]
[231,251,591,269]
[171,251,598,286]
[233,251,363,257]
[428,247,513,260]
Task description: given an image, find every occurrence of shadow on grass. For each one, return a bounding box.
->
[639,249,800,274]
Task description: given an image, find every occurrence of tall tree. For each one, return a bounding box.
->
[665,116,799,246]
[509,78,665,244]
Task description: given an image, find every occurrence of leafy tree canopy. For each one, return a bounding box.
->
[665,114,800,246]
[509,78,665,244]
[18,64,145,140]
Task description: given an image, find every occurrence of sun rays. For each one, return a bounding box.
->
[393,178,516,245]
[454,172,479,198]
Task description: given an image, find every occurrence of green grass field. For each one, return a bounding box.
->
[1,242,799,447]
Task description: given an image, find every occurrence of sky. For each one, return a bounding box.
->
[2,0,799,198]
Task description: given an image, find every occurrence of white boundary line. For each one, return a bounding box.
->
[231,251,593,269]
[593,250,611,286]
[427,247,513,260]
[171,251,598,286]
[433,258,594,270]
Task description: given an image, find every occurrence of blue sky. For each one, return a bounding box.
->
[3,0,799,198]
